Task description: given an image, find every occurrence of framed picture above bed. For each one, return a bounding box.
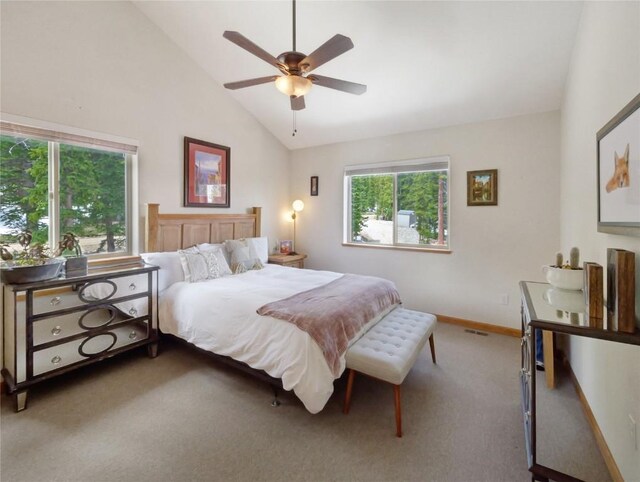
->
[597,93,640,236]
[184,137,230,208]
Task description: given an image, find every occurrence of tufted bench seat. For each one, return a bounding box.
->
[344,307,437,437]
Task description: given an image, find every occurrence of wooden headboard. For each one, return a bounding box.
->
[145,203,262,252]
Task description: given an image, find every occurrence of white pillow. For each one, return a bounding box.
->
[224,239,264,274]
[197,244,232,276]
[197,242,231,267]
[141,251,184,292]
[245,237,269,264]
[178,248,209,283]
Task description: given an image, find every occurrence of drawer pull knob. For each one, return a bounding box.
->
[50,296,61,306]
[51,355,62,365]
[129,283,136,291]
[129,331,137,340]
[129,307,137,317]
[51,326,62,336]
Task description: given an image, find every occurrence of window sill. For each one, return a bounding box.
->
[88,255,142,269]
[341,243,452,254]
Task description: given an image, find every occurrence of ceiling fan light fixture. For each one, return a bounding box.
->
[275,75,312,97]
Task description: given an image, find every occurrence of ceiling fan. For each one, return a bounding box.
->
[222,0,366,111]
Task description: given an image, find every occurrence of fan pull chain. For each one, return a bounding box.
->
[292,111,297,137]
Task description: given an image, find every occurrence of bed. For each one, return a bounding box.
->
[143,204,400,413]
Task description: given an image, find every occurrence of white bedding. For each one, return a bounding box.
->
[158,264,393,413]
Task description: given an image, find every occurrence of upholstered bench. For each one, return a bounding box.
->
[344,307,437,437]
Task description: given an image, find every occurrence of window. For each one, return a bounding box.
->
[0,122,137,257]
[344,157,449,250]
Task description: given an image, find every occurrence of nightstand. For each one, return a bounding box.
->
[268,253,307,269]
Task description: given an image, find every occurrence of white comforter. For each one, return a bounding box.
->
[159,265,388,413]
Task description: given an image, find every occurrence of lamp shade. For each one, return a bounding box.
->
[275,75,312,97]
[292,200,305,212]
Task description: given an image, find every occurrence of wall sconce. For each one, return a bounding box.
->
[291,200,304,255]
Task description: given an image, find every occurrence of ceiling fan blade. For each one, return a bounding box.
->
[223,76,279,90]
[299,34,354,73]
[308,75,367,95]
[291,95,306,111]
[223,31,284,70]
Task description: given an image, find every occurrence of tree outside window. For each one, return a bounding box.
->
[346,158,449,249]
[1,133,130,255]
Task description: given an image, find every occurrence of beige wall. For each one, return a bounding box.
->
[0,0,292,372]
[0,1,292,248]
[560,2,640,479]
[290,111,561,328]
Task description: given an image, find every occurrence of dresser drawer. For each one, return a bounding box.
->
[80,273,149,303]
[33,305,136,346]
[32,288,84,315]
[33,322,149,376]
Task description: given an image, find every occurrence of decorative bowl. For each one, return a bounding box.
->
[542,265,584,291]
[1,258,65,284]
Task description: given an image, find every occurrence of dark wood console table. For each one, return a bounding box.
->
[520,281,639,482]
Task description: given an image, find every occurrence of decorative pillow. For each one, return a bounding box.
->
[197,244,232,276]
[244,236,269,264]
[178,247,209,283]
[199,249,223,279]
[141,251,184,292]
[224,239,264,274]
[196,242,229,264]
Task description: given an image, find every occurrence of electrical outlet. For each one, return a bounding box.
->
[630,414,637,451]
[499,293,509,305]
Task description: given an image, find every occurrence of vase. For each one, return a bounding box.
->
[65,255,88,277]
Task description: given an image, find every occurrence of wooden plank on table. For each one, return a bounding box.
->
[584,262,603,326]
[607,249,636,334]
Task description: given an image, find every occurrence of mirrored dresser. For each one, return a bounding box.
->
[2,263,158,411]
[520,281,640,482]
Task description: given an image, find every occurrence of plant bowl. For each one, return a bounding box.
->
[1,258,65,284]
[542,265,584,291]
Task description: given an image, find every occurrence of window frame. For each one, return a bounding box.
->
[0,117,139,258]
[343,156,451,252]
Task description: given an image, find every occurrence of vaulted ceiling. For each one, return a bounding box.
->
[134,1,583,150]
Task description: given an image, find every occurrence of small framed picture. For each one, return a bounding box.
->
[279,240,293,254]
[467,169,498,206]
[310,176,319,196]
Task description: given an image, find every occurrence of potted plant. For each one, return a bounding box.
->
[56,232,88,277]
[0,230,65,284]
[542,247,584,291]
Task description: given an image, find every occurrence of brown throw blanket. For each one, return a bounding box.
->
[257,274,401,376]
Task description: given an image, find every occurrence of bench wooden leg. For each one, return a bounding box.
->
[344,369,356,414]
[429,333,436,363]
[394,384,402,437]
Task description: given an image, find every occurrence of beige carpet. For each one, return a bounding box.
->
[1,323,610,482]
